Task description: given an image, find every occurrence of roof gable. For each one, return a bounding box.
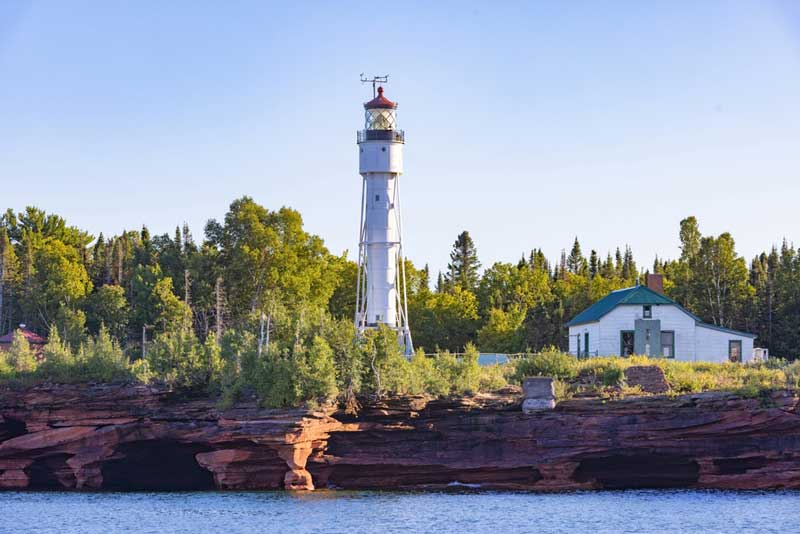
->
[565,285,686,327]
[0,328,47,345]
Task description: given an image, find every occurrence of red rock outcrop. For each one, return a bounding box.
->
[2,383,800,491]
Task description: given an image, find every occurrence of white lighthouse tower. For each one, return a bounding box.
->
[355,82,413,354]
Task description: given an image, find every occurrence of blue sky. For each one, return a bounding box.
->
[1,1,799,276]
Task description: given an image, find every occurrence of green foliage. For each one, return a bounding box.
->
[6,331,37,373]
[410,286,479,352]
[445,230,481,292]
[54,306,87,349]
[76,326,130,382]
[147,327,222,389]
[476,307,526,353]
[408,349,449,396]
[295,336,338,401]
[86,285,129,341]
[0,351,12,379]
[513,349,578,382]
[36,327,75,382]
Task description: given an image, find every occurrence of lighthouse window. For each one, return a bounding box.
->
[375,194,380,201]
[365,109,396,130]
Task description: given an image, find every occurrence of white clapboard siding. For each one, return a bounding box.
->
[695,325,755,363]
[568,303,755,362]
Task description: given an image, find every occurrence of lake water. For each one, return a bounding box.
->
[1,490,799,534]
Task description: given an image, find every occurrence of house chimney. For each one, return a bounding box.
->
[646,274,664,295]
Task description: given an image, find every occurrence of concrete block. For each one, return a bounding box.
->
[522,398,556,413]
[522,377,555,400]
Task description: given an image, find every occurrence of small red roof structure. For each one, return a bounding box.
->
[364,86,397,109]
[0,325,47,346]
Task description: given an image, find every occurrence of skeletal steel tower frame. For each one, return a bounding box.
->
[354,80,413,355]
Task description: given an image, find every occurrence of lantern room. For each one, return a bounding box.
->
[364,86,397,129]
[359,87,404,143]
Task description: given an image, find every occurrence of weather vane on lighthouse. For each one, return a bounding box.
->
[354,75,413,355]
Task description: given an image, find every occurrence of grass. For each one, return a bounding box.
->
[511,351,797,399]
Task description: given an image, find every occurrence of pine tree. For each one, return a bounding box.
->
[600,252,615,278]
[445,231,481,292]
[589,250,599,278]
[566,237,587,275]
[435,271,446,293]
[614,247,623,277]
[420,264,431,291]
[621,245,636,280]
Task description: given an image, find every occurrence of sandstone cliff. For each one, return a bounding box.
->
[2,383,799,491]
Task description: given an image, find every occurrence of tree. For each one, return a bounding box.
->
[37,326,75,381]
[566,237,587,276]
[0,226,19,335]
[621,245,637,280]
[205,197,340,335]
[86,285,130,341]
[28,239,92,334]
[589,250,599,278]
[444,231,481,292]
[477,262,551,316]
[476,307,526,353]
[679,216,701,261]
[690,232,751,327]
[6,330,37,373]
[409,286,480,352]
[296,335,338,401]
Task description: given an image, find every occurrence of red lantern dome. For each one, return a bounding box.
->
[363,86,397,109]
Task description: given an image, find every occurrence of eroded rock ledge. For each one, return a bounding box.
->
[2,383,800,491]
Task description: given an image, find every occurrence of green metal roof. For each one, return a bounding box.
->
[565,285,684,327]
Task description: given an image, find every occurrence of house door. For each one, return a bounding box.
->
[584,332,589,357]
[620,331,635,357]
[729,340,742,363]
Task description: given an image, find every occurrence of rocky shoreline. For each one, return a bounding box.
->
[2,383,800,491]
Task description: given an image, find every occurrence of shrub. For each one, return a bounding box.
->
[477,363,509,392]
[77,326,130,382]
[6,331,37,374]
[0,350,12,379]
[513,349,578,382]
[552,379,572,402]
[296,336,338,402]
[409,350,450,396]
[36,327,75,382]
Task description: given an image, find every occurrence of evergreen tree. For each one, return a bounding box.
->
[621,245,636,280]
[444,231,481,292]
[614,247,623,277]
[566,238,587,276]
[589,249,599,278]
[600,252,615,279]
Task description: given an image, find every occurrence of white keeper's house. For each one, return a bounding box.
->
[566,275,756,363]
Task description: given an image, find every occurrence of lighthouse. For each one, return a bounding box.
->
[355,84,413,354]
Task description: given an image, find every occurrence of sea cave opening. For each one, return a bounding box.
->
[101,440,215,491]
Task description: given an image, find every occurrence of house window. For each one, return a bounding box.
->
[661,331,675,358]
[729,340,742,363]
[620,331,635,357]
[643,305,652,318]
